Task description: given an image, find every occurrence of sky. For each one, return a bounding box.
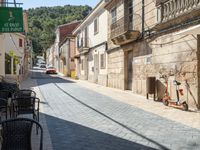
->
[17,0,100,10]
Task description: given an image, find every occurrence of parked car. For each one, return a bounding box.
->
[46,66,57,74]
[40,64,46,69]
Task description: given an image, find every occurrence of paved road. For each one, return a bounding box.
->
[32,69,200,150]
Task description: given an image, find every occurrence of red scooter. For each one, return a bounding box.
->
[161,75,188,111]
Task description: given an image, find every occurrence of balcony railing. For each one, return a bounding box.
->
[110,17,130,39]
[77,37,90,54]
[157,0,200,23]
[110,17,140,45]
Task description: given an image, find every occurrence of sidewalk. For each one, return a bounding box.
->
[20,73,53,150]
[60,76,200,130]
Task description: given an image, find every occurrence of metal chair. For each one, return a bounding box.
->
[0,90,11,99]
[12,97,40,122]
[13,89,36,98]
[0,98,8,120]
[0,118,43,150]
[0,82,19,95]
[0,90,13,118]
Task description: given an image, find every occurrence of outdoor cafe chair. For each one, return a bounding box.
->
[12,97,40,123]
[0,90,11,100]
[0,98,8,121]
[0,90,13,118]
[13,89,36,98]
[0,82,19,95]
[0,118,43,150]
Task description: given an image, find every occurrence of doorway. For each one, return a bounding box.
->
[127,51,133,90]
[94,54,99,83]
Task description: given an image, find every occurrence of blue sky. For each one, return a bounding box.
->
[17,0,100,9]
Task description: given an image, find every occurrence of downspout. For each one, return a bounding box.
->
[142,0,145,38]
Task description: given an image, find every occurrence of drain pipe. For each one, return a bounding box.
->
[142,0,145,38]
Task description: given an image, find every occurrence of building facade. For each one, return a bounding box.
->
[46,44,54,67]
[73,0,109,86]
[105,0,200,108]
[53,21,80,74]
[59,36,76,77]
[0,33,26,80]
[0,2,30,81]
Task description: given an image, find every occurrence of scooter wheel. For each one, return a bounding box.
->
[163,100,169,106]
[182,102,188,111]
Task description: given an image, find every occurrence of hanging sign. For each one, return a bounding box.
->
[0,7,24,32]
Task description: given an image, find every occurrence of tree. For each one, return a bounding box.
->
[27,5,92,55]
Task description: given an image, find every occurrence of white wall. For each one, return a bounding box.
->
[0,33,25,76]
[88,10,108,47]
[4,33,24,58]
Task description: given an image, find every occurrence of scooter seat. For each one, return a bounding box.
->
[173,80,181,85]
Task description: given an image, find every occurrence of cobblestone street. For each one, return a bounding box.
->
[23,69,200,150]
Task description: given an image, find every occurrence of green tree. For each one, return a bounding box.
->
[27,5,92,55]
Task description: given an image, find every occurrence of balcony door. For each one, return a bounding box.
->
[94,54,99,83]
[127,51,133,90]
[84,27,88,47]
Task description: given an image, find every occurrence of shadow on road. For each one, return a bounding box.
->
[43,113,157,150]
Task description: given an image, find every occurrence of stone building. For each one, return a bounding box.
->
[53,21,80,74]
[105,0,200,108]
[73,0,108,86]
[59,35,76,77]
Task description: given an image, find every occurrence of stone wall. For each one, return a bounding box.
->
[98,74,108,87]
[132,33,198,108]
[107,49,125,89]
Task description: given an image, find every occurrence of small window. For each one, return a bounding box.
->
[94,18,99,34]
[100,53,106,69]
[19,39,23,47]
[111,7,117,24]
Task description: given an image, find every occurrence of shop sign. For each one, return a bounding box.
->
[0,7,24,32]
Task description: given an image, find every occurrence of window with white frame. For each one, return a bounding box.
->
[100,53,106,69]
[111,7,117,24]
[94,18,99,34]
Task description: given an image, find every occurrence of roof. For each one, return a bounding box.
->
[58,21,81,44]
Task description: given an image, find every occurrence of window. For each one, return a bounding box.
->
[128,0,133,27]
[19,38,23,47]
[77,34,82,48]
[111,7,117,24]
[84,27,89,47]
[94,18,99,34]
[100,53,106,69]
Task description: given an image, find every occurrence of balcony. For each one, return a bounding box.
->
[77,38,90,54]
[155,0,200,30]
[110,17,140,45]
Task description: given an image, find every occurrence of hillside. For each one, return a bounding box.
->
[27,5,92,54]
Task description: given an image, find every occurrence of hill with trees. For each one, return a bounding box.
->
[27,5,92,54]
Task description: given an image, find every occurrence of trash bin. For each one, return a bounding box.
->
[146,77,156,100]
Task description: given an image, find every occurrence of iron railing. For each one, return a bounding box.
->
[157,0,200,23]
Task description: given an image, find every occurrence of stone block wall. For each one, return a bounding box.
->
[98,74,108,87]
[132,33,198,108]
[107,49,125,90]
